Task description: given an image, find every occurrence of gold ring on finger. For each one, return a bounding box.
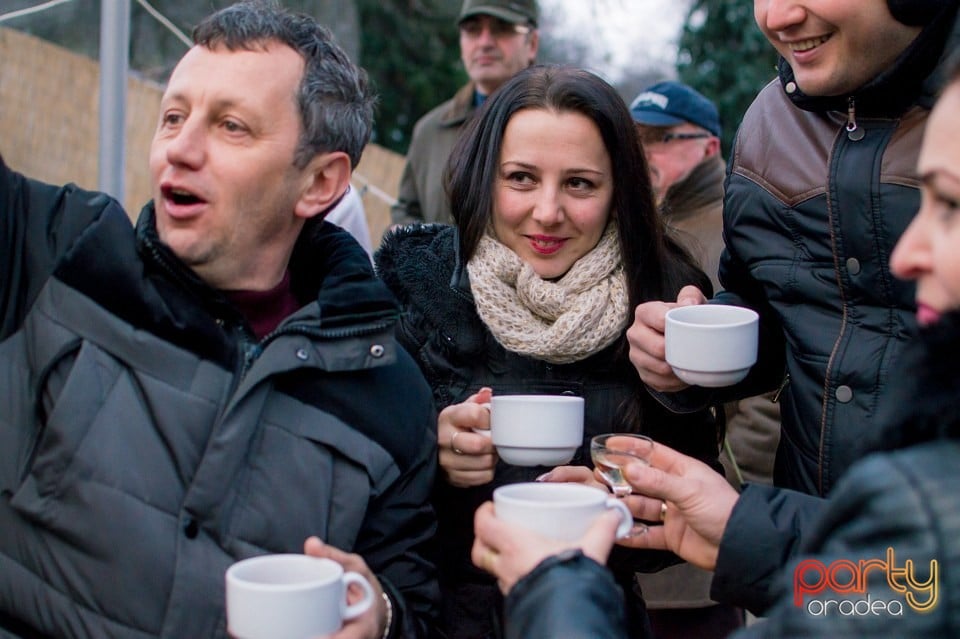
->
[483,548,497,572]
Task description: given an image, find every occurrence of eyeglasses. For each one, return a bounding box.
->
[639,131,711,147]
[459,17,531,39]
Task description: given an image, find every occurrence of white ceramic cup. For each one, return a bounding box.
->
[225,554,374,639]
[493,482,633,541]
[664,304,759,387]
[489,395,584,466]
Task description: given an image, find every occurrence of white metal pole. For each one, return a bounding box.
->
[98,0,131,203]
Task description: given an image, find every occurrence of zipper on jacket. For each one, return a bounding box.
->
[239,338,262,378]
[846,96,864,141]
[772,373,791,404]
[261,318,395,347]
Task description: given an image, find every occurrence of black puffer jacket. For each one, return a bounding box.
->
[706,7,960,496]
[376,224,720,638]
[0,162,439,638]
[505,551,625,639]
[691,7,960,614]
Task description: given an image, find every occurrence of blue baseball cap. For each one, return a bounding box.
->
[629,81,721,138]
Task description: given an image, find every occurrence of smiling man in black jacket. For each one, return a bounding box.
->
[627,0,960,615]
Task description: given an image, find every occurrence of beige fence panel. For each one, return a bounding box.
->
[1,26,161,217]
[354,141,405,250]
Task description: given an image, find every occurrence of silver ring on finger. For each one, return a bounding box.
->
[660,501,668,522]
[451,430,465,455]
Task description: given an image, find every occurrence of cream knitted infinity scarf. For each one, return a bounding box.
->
[467,226,629,364]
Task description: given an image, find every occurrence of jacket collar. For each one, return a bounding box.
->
[376,224,488,356]
[659,155,725,224]
[136,202,398,333]
[439,82,481,128]
[778,4,960,117]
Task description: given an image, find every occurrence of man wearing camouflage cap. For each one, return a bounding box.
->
[390,0,539,226]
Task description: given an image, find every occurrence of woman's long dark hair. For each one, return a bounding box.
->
[447,64,708,311]
[445,65,711,433]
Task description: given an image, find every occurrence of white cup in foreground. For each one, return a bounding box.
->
[493,482,633,541]
[664,304,759,387]
[226,554,374,639]
[489,395,584,466]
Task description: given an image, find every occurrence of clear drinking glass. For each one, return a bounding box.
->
[590,433,654,497]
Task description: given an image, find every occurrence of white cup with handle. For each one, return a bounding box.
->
[226,554,374,639]
[664,304,759,387]
[493,482,634,541]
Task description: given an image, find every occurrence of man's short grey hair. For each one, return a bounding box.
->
[193,0,375,169]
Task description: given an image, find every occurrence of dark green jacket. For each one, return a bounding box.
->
[390,83,477,225]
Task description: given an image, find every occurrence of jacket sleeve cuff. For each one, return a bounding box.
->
[711,483,826,614]
[505,550,626,639]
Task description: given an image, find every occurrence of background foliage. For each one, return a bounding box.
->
[355,0,463,151]
[677,0,779,156]
[4,0,777,156]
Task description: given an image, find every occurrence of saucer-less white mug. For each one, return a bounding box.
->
[489,395,584,466]
[664,304,759,387]
[226,554,374,639]
[493,482,633,541]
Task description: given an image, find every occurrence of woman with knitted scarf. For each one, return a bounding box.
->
[375,65,721,639]
[469,56,960,639]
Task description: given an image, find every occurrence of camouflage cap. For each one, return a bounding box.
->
[458,0,539,27]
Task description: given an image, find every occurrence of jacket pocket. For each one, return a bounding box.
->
[12,339,121,520]
[223,395,395,553]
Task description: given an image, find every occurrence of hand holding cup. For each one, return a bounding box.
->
[664,304,759,387]
[627,285,708,392]
[472,500,621,595]
[438,387,497,487]
[225,551,374,639]
[489,395,584,466]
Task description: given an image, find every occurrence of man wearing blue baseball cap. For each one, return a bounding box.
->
[630,81,722,204]
[631,80,775,639]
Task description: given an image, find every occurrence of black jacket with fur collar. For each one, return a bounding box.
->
[377,223,720,639]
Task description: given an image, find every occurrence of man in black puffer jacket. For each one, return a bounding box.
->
[628,0,960,614]
[0,2,438,638]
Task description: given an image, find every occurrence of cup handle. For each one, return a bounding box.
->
[604,498,634,539]
[472,402,492,436]
[341,571,375,620]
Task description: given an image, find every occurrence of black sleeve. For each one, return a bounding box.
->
[711,483,826,614]
[0,158,119,339]
[734,449,950,637]
[504,551,628,639]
